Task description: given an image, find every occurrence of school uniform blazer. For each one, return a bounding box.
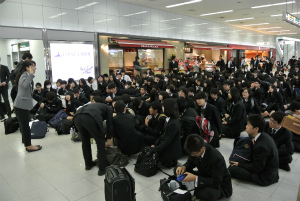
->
[13,72,35,110]
[183,144,232,198]
[0,65,10,88]
[226,100,246,133]
[238,132,279,186]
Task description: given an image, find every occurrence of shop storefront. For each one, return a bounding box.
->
[108,39,174,76]
[184,44,232,72]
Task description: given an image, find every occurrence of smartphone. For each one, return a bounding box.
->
[282,115,300,135]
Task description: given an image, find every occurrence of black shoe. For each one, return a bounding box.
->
[279,163,291,171]
[26,145,42,152]
[0,114,5,121]
[85,160,97,170]
[98,169,105,176]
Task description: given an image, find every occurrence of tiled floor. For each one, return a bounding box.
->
[0,123,299,201]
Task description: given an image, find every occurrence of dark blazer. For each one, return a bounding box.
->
[186,96,196,109]
[226,100,246,133]
[153,118,182,163]
[58,88,68,95]
[124,87,138,97]
[42,98,62,114]
[238,132,279,186]
[265,127,294,157]
[181,107,199,137]
[145,113,166,138]
[65,99,83,115]
[208,96,226,116]
[97,82,107,94]
[169,61,178,71]
[77,94,89,104]
[74,103,113,138]
[216,59,225,71]
[226,60,235,71]
[113,113,144,155]
[0,65,10,88]
[183,144,232,198]
[243,98,262,115]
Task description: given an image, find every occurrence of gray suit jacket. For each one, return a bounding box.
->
[13,72,35,110]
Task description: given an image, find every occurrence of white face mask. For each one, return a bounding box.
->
[166,89,170,94]
[125,86,128,89]
[136,84,139,87]
[46,85,51,89]
[74,95,77,98]
[164,79,168,82]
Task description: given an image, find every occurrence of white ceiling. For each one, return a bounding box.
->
[117,0,300,38]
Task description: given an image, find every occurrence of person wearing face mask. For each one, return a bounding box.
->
[166,85,177,98]
[42,80,57,101]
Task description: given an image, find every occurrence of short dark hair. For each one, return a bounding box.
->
[107,82,116,89]
[159,91,169,100]
[179,86,188,96]
[184,134,205,154]
[103,73,108,78]
[56,79,62,84]
[132,97,142,108]
[114,100,126,113]
[88,77,93,83]
[46,91,56,101]
[229,87,241,102]
[162,98,179,118]
[150,101,162,113]
[35,82,42,87]
[187,87,195,93]
[210,88,219,95]
[194,92,206,100]
[271,111,286,124]
[93,96,105,103]
[22,53,33,60]
[90,90,102,97]
[289,101,300,112]
[247,114,265,133]
[177,97,188,114]
[72,88,79,94]
[122,94,131,104]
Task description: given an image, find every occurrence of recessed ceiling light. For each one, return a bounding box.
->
[225,17,254,22]
[251,1,295,9]
[257,27,281,30]
[160,18,182,22]
[166,0,202,8]
[123,11,148,17]
[131,24,148,27]
[95,19,112,23]
[243,23,270,26]
[269,30,290,32]
[49,12,66,19]
[271,11,300,17]
[159,27,176,30]
[200,10,233,16]
[75,2,98,10]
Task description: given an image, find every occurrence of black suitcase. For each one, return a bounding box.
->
[104,165,135,201]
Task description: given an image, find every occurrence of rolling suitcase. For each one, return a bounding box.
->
[104,165,135,201]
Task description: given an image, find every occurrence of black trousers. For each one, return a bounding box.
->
[0,87,11,116]
[279,155,292,164]
[73,114,108,170]
[173,166,222,201]
[14,107,31,147]
[222,125,240,139]
[293,141,300,152]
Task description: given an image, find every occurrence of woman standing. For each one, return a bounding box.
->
[14,60,42,152]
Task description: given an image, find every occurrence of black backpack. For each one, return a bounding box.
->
[134,147,159,177]
[4,117,19,134]
[106,147,129,167]
[229,137,253,163]
[55,119,73,135]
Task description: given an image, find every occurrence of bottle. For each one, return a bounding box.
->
[70,128,74,135]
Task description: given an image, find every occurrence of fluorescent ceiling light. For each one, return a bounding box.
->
[159,27,176,31]
[243,23,270,26]
[131,24,148,27]
[166,0,202,8]
[277,33,297,35]
[207,27,226,29]
[160,18,182,22]
[75,2,98,10]
[200,10,233,16]
[257,27,281,30]
[95,19,112,23]
[224,30,242,32]
[225,17,254,22]
[251,1,295,9]
[271,11,300,17]
[182,30,195,32]
[49,12,66,19]
[186,23,208,26]
[269,30,290,32]
[123,11,148,17]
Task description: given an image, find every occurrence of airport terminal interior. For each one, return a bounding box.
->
[1,0,300,200]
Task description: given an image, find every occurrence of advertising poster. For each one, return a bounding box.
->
[50,43,95,81]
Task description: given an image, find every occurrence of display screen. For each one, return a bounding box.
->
[50,43,94,81]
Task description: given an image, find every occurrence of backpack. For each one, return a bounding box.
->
[106,147,129,167]
[4,117,19,134]
[30,121,48,139]
[55,119,73,135]
[159,170,192,201]
[36,107,49,121]
[48,110,68,128]
[229,137,253,163]
[195,116,214,143]
[134,147,159,177]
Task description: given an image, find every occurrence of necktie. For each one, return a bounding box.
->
[272,129,276,135]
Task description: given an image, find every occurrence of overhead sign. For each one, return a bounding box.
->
[283,12,300,28]
[50,43,95,82]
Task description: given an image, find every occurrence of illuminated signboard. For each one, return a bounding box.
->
[283,12,300,28]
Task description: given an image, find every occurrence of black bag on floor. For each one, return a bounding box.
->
[105,165,135,201]
[229,137,253,163]
[159,177,192,201]
[49,110,68,128]
[30,121,48,139]
[106,147,129,167]
[36,108,49,121]
[134,147,159,177]
[56,119,73,135]
[4,117,19,134]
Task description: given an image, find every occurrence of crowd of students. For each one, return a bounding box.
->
[3,53,300,200]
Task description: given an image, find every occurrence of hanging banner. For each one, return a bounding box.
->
[283,12,300,28]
